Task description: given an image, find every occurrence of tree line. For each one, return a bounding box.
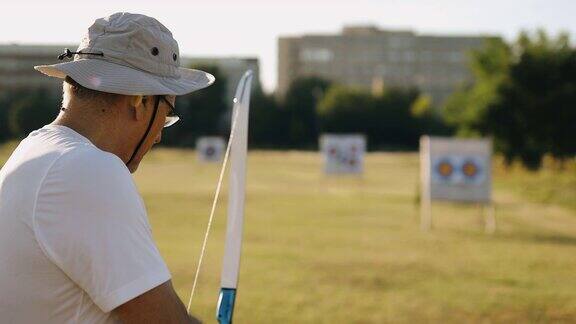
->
[0,30,574,170]
[444,30,576,169]
[0,65,446,151]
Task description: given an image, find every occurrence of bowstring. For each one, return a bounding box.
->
[186,102,241,313]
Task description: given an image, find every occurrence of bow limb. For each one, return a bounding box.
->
[217,71,253,324]
[186,71,253,321]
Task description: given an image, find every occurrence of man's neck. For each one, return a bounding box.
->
[52,104,132,163]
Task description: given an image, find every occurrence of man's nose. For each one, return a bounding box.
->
[154,131,162,144]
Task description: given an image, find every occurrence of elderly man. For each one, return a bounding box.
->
[0,13,212,323]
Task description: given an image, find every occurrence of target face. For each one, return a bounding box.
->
[205,146,216,157]
[459,156,486,184]
[422,136,492,203]
[196,137,225,162]
[320,134,366,175]
[431,156,486,185]
[461,159,483,184]
[462,161,478,177]
[437,160,454,178]
[432,156,458,184]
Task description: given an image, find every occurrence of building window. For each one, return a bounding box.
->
[403,51,416,62]
[388,36,408,49]
[447,51,465,63]
[299,48,334,63]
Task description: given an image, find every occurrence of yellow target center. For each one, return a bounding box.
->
[462,162,478,177]
[438,162,453,177]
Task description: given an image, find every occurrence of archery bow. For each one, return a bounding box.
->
[217,70,253,324]
[187,70,253,324]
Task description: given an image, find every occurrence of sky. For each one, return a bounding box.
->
[1,0,575,93]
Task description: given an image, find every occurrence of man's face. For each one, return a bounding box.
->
[127,95,176,173]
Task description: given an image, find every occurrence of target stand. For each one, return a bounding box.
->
[420,136,495,234]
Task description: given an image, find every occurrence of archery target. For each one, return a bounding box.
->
[460,156,486,185]
[421,136,491,203]
[197,137,225,162]
[320,134,366,174]
[432,156,458,184]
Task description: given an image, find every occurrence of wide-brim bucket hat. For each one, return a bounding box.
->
[35,12,214,96]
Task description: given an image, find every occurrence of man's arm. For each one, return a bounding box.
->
[113,280,201,324]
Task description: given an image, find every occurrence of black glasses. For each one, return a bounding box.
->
[159,96,180,127]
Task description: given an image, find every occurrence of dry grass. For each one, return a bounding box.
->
[134,149,576,323]
[2,145,576,323]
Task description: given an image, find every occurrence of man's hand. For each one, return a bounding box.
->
[113,280,201,324]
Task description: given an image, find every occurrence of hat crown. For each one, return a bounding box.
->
[34,12,215,96]
[77,12,181,77]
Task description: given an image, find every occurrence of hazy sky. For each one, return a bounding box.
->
[2,0,575,92]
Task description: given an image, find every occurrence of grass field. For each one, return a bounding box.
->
[2,145,576,323]
[133,149,576,323]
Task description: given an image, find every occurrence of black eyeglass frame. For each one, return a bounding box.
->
[158,95,180,127]
[159,96,176,115]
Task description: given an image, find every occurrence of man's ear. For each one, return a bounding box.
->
[130,95,145,121]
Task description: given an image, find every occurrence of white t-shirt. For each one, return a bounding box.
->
[0,125,171,323]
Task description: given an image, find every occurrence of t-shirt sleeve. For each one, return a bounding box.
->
[33,148,171,313]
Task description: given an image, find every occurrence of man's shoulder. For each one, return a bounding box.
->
[40,146,144,216]
[58,145,125,175]
[51,146,132,189]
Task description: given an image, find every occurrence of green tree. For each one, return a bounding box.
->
[317,86,430,150]
[283,77,331,148]
[8,89,59,138]
[442,38,511,136]
[444,30,576,169]
[317,86,374,133]
[370,87,422,149]
[0,91,15,142]
[483,31,576,168]
[249,88,289,148]
[162,65,228,147]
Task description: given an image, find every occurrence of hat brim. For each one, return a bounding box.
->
[34,59,215,96]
